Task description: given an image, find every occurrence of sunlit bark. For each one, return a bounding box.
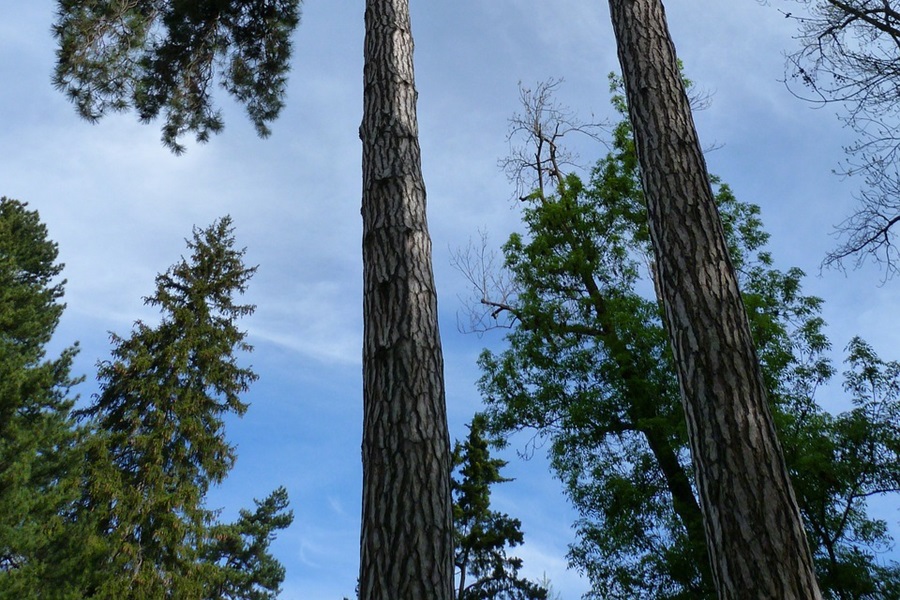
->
[606,0,823,597]
[358,1,454,598]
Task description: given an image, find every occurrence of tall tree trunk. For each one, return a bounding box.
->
[358,1,454,599]
[605,1,823,597]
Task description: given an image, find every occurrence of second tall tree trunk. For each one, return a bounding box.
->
[606,0,823,597]
[358,1,454,598]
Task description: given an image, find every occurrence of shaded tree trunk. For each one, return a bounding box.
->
[605,0,823,597]
[358,1,454,599]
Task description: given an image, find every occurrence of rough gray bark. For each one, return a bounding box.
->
[358,1,454,599]
[606,1,823,598]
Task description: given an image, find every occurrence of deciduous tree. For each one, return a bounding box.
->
[783,0,900,276]
[466,79,900,598]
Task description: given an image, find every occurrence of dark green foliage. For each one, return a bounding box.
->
[53,0,303,152]
[452,416,548,600]
[476,79,900,599]
[0,206,291,597]
[70,217,291,598]
[0,198,83,595]
[203,487,294,600]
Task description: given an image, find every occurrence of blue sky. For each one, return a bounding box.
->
[2,1,899,598]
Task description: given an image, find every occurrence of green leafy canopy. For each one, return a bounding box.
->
[473,76,900,599]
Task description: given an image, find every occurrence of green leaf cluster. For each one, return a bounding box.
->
[53,0,303,153]
[477,78,900,599]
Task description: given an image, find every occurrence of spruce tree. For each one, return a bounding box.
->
[202,486,294,600]
[452,416,547,600]
[74,217,291,598]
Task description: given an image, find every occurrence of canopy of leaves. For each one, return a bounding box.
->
[53,0,302,152]
[474,78,900,599]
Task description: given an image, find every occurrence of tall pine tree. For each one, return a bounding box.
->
[605,0,821,595]
[52,5,455,594]
[358,1,454,597]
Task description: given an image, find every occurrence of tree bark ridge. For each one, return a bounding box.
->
[606,0,823,597]
[358,1,454,598]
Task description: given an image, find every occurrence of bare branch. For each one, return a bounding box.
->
[823,174,900,277]
[783,1,900,275]
[499,79,608,200]
[449,231,519,334]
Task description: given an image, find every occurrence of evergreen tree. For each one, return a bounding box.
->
[72,217,291,598]
[53,4,455,595]
[0,197,83,596]
[358,1,454,598]
[472,81,900,599]
[605,0,821,595]
[53,0,301,153]
[452,416,547,600]
[202,486,294,600]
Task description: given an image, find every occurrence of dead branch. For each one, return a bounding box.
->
[449,230,520,334]
[499,79,608,201]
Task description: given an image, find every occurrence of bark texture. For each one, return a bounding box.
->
[606,1,823,598]
[358,1,454,599]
